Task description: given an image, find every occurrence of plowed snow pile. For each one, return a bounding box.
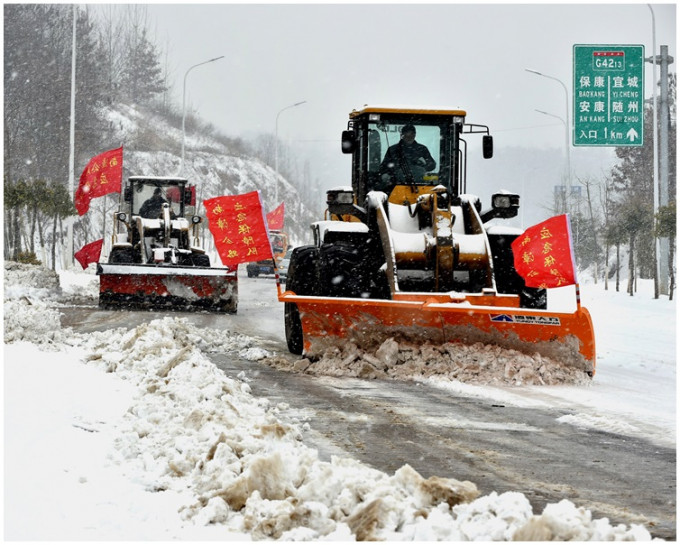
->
[2,263,657,540]
[265,338,591,386]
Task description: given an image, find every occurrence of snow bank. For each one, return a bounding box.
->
[3,263,660,540]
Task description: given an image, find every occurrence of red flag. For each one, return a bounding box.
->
[266,202,285,230]
[75,147,123,215]
[204,191,273,267]
[511,214,577,288]
[74,239,104,270]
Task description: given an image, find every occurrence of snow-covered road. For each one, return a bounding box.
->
[4,263,676,540]
[213,349,676,537]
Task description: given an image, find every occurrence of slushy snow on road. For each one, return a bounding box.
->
[4,262,674,540]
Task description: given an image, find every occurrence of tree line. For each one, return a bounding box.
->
[4,4,167,266]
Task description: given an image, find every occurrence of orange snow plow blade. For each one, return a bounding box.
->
[279,290,596,376]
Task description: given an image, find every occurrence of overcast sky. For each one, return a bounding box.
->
[111,2,676,190]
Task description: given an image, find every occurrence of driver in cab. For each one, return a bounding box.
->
[377,124,436,193]
[140,187,168,219]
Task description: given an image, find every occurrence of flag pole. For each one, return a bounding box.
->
[274,258,285,297]
[574,283,582,309]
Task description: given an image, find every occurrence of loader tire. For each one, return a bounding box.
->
[487,232,547,309]
[109,247,134,264]
[287,246,321,295]
[191,254,211,267]
[520,287,547,309]
[285,302,303,354]
[319,241,367,297]
[285,246,321,355]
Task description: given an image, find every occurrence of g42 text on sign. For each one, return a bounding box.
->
[573,44,644,147]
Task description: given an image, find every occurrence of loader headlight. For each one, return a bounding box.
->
[116,212,127,222]
[492,192,519,210]
[326,188,354,205]
[494,195,511,208]
[191,215,202,224]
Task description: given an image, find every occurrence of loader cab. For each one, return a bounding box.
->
[125,176,194,219]
[342,107,493,207]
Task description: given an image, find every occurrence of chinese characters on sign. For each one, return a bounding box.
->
[573,45,644,146]
[204,191,273,268]
[511,214,577,289]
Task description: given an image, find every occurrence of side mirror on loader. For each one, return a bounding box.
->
[482,135,494,159]
[341,130,356,154]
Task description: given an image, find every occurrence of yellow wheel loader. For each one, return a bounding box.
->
[279,107,595,375]
[97,176,237,312]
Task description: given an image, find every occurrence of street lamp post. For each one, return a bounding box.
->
[646,4,661,298]
[66,4,77,269]
[525,68,572,201]
[180,55,224,176]
[535,108,572,213]
[275,100,307,202]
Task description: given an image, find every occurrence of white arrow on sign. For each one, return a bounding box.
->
[626,128,639,142]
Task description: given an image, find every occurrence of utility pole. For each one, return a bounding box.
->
[66,4,77,270]
[658,45,674,295]
[646,5,660,298]
[647,37,674,296]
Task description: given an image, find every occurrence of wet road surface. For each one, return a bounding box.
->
[59,275,676,539]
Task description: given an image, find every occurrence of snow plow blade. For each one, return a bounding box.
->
[98,263,238,313]
[280,291,596,376]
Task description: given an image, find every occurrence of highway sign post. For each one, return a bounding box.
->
[573,44,644,146]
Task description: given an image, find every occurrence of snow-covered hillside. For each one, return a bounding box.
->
[103,103,318,248]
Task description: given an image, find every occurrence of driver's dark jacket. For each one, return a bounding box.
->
[139,195,167,219]
[375,140,436,193]
[379,140,436,176]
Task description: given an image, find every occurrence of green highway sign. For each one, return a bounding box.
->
[573,44,644,146]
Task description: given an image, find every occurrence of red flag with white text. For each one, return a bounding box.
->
[74,239,104,270]
[511,214,577,288]
[204,191,273,267]
[266,202,285,230]
[75,147,123,215]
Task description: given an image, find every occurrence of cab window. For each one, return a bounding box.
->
[366,121,441,192]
